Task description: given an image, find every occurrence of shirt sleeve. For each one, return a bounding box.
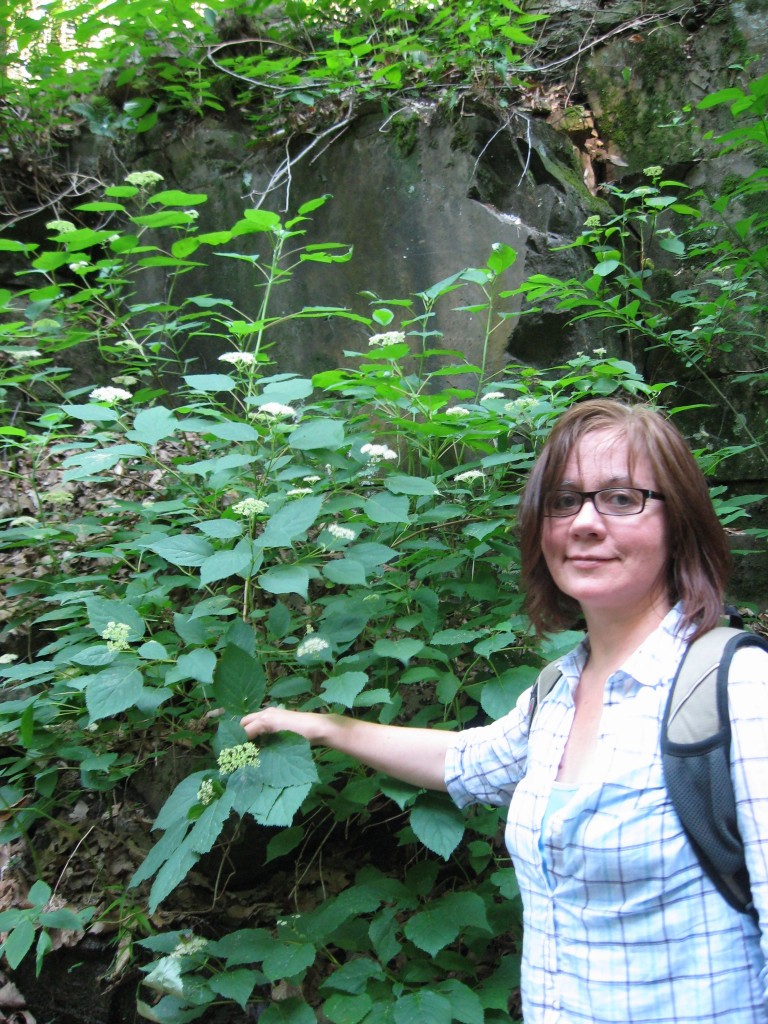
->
[729,645,768,1000]
[444,685,532,808]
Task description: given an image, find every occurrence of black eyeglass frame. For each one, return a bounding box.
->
[544,487,666,518]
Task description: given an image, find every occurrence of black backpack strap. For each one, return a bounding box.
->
[662,629,768,916]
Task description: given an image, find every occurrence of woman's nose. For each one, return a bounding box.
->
[569,496,605,532]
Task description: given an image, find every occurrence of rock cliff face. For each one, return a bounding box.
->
[150,100,605,378]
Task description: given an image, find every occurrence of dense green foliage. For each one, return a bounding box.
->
[1,2,768,1021]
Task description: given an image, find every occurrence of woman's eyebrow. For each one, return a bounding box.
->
[557,475,633,488]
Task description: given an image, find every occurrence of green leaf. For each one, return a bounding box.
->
[409,795,464,859]
[1,918,35,970]
[320,672,368,707]
[262,941,316,982]
[434,980,484,1024]
[208,969,257,1009]
[61,403,119,422]
[594,258,620,277]
[259,496,324,547]
[431,628,486,645]
[393,990,452,1024]
[363,493,410,524]
[323,992,373,1024]
[384,474,439,496]
[259,564,312,599]
[85,597,146,641]
[165,649,217,686]
[85,667,145,723]
[479,665,538,719]
[322,559,368,586]
[373,638,424,666]
[200,547,252,585]
[288,419,345,450]
[259,996,316,1024]
[148,534,214,566]
[149,190,207,206]
[212,645,266,715]
[182,373,236,393]
[126,406,179,445]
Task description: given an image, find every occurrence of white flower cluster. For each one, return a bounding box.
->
[45,220,77,234]
[231,497,268,517]
[217,743,261,776]
[170,935,209,958]
[481,392,505,401]
[90,386,132,403]
[286,487,313,497]
[453,469,485,484]
[197,779,215,806]
[257,402,296,418]
[296,635,331,658]
[101,621,131,652]
[0,653,19,665]
[125,170,164,188]
[303,475,321,484]
[445,406,470,417]
[504,395,538,415]
[368,331,405,347]
[360,443,397,463]
[219,351,256,366]
[326,523,355,542]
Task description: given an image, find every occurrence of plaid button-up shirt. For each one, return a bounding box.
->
[445,606,768,1023]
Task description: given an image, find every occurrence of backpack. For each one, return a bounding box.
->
[529,624,768,917]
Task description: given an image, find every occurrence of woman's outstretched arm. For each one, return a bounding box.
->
[240,707,451,792]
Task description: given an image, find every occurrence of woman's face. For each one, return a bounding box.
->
[540,429,671,626]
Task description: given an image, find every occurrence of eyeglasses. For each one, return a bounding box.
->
[544,487,666,517]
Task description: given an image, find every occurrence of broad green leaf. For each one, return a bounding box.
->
[373,638,424,665]
[165,648,217,685]
[262,940,316,982]
[1,918,35,970]
[126,406,179,445]
[434,980,484,1024]
[594,258,620,277]
[431,628,486,645]
[259,564,312,599]
[320,672,368,707]
[149,189,207,206]
[363,492,410,524]
[409,795,464,859]
[85,597,146,640]
[322,558,368,587]
[200,547,252,585]
[60,401,118,421]
[480,666,538,719]
[393,990,452,1024]
[288,419,345,450]
[148,534,214,567]
[261,376,315,403]
[85,667,145,723]
[259,996,316,1023]
[182,373,236,392]
[323,992,373,1024]
[62,443,145,480]
[196,519,243,540]
[209,927,273,964]
[212,645,266,714]
[384,474,439,496]
[259,496,323,547]
[208,969,257,1009]
[197,421,260,442]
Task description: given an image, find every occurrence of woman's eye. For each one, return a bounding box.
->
[552,491,579,510]
[605,488,636,508]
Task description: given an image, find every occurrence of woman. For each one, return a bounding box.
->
[242,398,768,1023]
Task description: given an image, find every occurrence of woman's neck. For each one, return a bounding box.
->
[582,598,671,677]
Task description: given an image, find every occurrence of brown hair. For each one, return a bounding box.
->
[518,398,731,638]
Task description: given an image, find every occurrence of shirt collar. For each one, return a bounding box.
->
[558,603,691,691]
